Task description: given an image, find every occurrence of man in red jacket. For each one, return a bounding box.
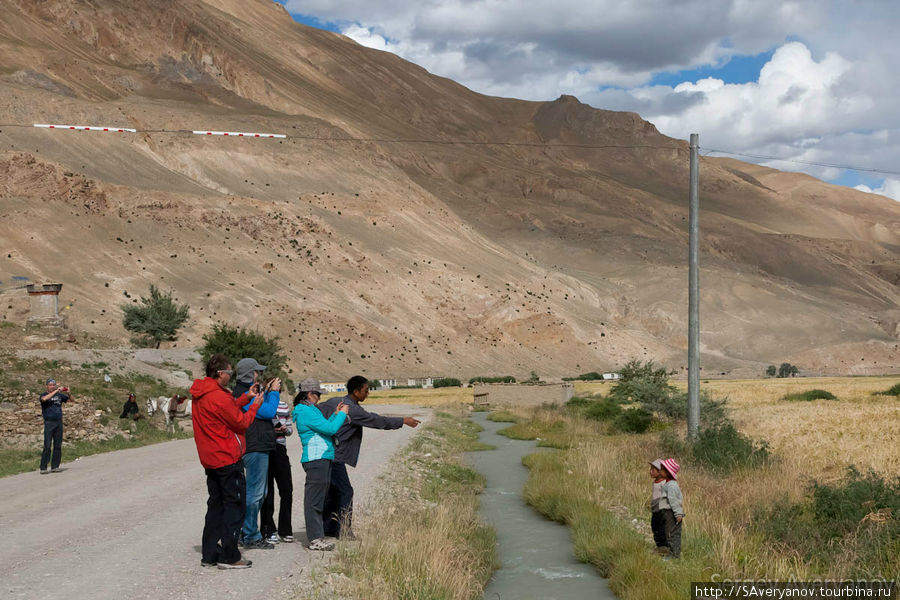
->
[191,354,263,570]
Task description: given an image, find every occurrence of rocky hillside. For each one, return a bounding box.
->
[0,0,898,379]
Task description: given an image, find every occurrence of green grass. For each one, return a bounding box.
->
[873,382,900,397]
[486,410,519,423]
[333,409,497,600]
[781,389,838,401]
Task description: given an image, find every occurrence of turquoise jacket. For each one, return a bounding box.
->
[291,403,348,463]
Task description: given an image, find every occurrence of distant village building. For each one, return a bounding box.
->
[602,372,621,380]
[407,377,439,389]
[377,378,397,390]
[321,381,347,394]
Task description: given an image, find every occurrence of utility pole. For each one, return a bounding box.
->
[688,133,700,440]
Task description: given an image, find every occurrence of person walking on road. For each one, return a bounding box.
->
[39,378,70,474]
[232,358,280,550]
[291,378,350,550]
[318,375,420,538]
[190,354,263,570]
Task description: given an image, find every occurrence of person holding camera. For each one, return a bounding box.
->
[232,358,281,550]
[292,378,350,551]
[39,378,70,474]
[190,354,265,569]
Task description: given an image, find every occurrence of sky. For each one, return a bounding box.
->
[277,1,900,201]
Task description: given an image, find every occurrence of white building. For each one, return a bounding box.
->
[602,372,621,380]
[377,378,397,390]
[322,381,347,394]
[407,377,439,388]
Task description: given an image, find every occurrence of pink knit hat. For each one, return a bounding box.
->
[660,458,680,480]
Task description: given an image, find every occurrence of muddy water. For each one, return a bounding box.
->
[468,412,616,599]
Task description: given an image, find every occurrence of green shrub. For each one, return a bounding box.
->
[782,389,837,401]
[563,371,603,381]
[200,323,292,393]
[584,398,623,421]
[468,375,516,384]
[565,396,595,409]
[433,377,461,388]
[691,421,769,472]
[874,382,900,397]
[612,407,652,433]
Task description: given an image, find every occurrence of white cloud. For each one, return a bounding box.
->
[284,1,900,193]
[855,180,900,202]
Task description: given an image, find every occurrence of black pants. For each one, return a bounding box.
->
[202,460,246,565]
[660,509,682,558]
[650,510,668,548]
[261,444,294,538]
[302,459,332,542]
[40,420,63,470]
[322,461,353,538]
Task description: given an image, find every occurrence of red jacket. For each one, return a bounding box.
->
[190,377,260,469]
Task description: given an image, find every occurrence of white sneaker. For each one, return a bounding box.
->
[308,538,335,551]
[265,533,280,544]
[280,535,295,543]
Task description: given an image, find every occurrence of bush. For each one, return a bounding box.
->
[565,396,596,409]
[433,378,461,388]
[469,375,516,384]
[612,407,652,433]
[121,284,190,349]
[563,371,603,381]
[584,398,623,421]
[200,324,292,392]
[765,365,777,377]
[691,421,769,472]
[781,389,837,401]
[874,382,900,397]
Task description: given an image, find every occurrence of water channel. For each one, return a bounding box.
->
[467,412,616,599]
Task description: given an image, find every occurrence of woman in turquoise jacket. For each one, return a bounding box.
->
[292,378,349,551]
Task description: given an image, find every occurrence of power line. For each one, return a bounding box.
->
[4,122,896,177]
[705,148,900,178]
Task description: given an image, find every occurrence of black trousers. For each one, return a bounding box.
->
[660,509,683,558]
[40,420,63,470]
[302,459,332,542]
[322,461,354,538]
[650,510,668,548]
[261,444,294,538]
[202,459,246,565]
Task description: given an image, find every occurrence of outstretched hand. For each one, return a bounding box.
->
[403,417,420,428]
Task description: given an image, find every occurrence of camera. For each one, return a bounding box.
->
[61,387,69,392]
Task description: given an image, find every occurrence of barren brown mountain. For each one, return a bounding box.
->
[1,0,898,379]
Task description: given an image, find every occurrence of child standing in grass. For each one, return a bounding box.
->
[658,458,684,559]
[649,459,669,555]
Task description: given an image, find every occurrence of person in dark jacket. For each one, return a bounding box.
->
[318,375,420,538]
[232,357,280,550]
[39,378,70,474]
[119,392,142,420]
[190,354,263,570]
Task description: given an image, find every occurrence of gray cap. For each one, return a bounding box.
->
[299,378,323,394]
[235,358,266,383]
[650,459,663,470]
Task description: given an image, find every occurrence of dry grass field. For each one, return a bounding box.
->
[390,376,900,595]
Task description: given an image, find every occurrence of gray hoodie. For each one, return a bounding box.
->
[657,479,684,517]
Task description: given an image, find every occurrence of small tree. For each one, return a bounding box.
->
[765,365,777,377]
[777,363,799,378]
[200,323,291,391]
[121,284,190,349]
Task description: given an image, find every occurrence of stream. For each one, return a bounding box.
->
[468,412,617,599]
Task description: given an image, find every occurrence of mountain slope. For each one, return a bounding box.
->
[0,0,897,379]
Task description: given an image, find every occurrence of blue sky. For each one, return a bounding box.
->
[278,1,900,201]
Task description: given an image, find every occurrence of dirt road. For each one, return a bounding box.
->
[0,404,430,600]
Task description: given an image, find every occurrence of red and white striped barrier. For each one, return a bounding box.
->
[192,130,286,138]
[34,123,137,133]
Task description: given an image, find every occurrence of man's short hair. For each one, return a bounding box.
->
[205,354,232,378]
[346,375,368,394]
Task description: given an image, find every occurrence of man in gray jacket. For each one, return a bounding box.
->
[317,375,420,538]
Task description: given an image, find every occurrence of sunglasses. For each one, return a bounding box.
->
[218,369,234,375]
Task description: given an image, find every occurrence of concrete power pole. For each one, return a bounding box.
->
[688,133,700,440]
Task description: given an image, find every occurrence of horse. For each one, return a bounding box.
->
[147,394,191,431]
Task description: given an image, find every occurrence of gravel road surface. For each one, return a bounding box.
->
[0,404,430,600]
